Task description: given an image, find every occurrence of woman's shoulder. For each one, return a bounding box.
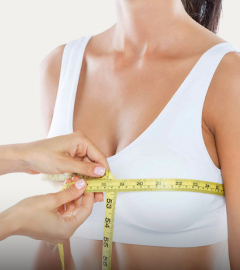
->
[204,40,240,135]
[197,24,240,94]
[40,43,66,73]
[39,35,90,83]
[39,35,92,135]
[39,44,66,92]
[39,43,66,135]
[212,43,240,94]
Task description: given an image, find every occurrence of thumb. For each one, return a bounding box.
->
[70,192,94,228]
[62,157,106,178]
[52,179,87,208]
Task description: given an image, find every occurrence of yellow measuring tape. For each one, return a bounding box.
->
[44,170,224,270]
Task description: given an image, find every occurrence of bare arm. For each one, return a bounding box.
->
[39,44,66,136]
[0,133,108,176]
[0,144,26,175]
[207,51,240,270]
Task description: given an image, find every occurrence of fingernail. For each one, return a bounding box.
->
[72,175,80,181]
[75,179,86,189]
[94,167,106,176]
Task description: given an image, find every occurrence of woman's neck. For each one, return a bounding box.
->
[113,0,192,53]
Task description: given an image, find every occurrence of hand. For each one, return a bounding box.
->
[5,131,110,202]
[20,131,110,176]
[0,178,93,244]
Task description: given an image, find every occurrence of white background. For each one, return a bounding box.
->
[0,0,239,269]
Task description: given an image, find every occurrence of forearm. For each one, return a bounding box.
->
[0,144,26,175]
[0,208,17,241]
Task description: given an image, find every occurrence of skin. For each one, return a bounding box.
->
[0,132,110,243]
[0,176,90,244]
[35,0,240,269]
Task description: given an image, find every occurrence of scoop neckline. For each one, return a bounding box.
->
[70,37,230,163]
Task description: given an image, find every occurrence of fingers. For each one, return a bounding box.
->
[74,132,110,171]
[94,192,104,202]
[77,157,104,202]
[62,157,107,178]
[57,131,111,178]
[71,168,103,203]
[72,192,94,226]
[64,178,75,212]
[51,179,87,208]
[57,204,65,215]
[73,193,84,207]
[63,175,100,207]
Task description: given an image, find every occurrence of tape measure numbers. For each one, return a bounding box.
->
[43,170,224,270]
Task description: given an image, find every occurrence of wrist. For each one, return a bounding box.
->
[0,208,18,241]
[0,144,27,175]
[7,143,36,174]
[8,144,29,173]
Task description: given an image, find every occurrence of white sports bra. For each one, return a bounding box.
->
[47,35,240,247]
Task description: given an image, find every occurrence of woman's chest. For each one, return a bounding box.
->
[72,54,217,166]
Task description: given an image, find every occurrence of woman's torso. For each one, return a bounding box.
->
[70,238,227,270]
[47,27,239,269]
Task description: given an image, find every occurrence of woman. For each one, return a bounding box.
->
[0,132,109,243]
[35,0,240,269]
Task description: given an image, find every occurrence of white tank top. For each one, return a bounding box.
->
[48,36,240,247]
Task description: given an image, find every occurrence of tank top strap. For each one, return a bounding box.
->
[163,42,240,174]
[186,42,240,100]
[47,35,92,138]
[169,42,240,122]
[185,42,240,121]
